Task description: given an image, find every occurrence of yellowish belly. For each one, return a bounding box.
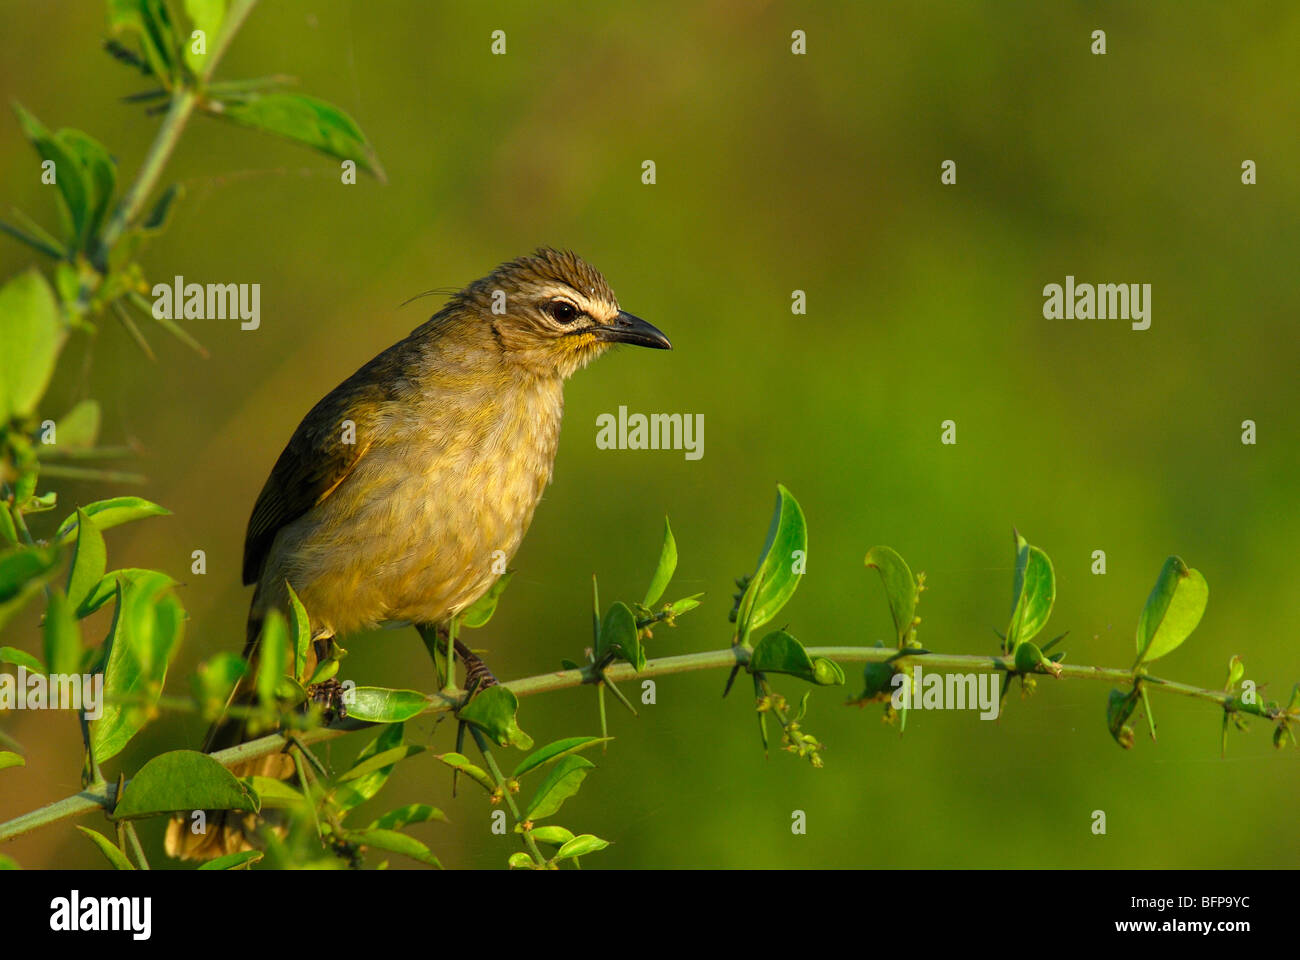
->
[258,385,562,638]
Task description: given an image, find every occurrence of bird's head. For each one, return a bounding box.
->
[445,248,671,377]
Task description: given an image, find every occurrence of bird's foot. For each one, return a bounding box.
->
[448,640,499,799]
[306,677,348,723]
[454,638,499,699]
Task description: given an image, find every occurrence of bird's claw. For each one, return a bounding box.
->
[307,677,348,723]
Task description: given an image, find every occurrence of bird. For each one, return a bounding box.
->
[165,248,670,859]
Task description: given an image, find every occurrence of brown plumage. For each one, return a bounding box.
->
[166,249,670,859]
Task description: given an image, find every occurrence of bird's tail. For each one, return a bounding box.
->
[164,599,303,861]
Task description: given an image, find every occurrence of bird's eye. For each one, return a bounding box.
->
[547,300,580,324]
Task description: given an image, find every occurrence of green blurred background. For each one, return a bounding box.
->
[2,0,1297,869]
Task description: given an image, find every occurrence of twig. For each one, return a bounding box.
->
[1,643,1276,844]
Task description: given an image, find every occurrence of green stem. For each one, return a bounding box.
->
[468,726,546,868]
[78,709,104,786]
[92,88,198,269]
[443,619,457,697]
[9,498,35,546]
[0,644,1280,844]
[202,0,259,83]
[290,746,321,842]
[36,464,147,484]
[7,486,105,786]
[287,733,329,779]
[121,820,150,869]
[90,0,259,270]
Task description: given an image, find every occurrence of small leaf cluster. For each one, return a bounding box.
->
[437,736,611,870]
[1,496,178,777]
[561,518,703,739]
[725,485,842,765]
[72,723,445,870]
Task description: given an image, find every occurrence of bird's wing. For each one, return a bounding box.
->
[242,371,390,586]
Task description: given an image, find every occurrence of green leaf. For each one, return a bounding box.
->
[366,803,446,831]
[735,484,807,644]
[596,601,643,671]
[56,128,116,245]
[432,753,496,795]
[524,755,594,821]
[307,657,339,686]
[0,544,62,632]
[54,400,101,450]
[75,826,134,870]
[90,572,185,762]
[55,496,171,542]
[197,850,262,870]
[508,851,537,869]
[1107,688,1138,749]
[275,674,306,705]
[191,651,247,714]
[114,749,257,818]
[865,545,916,645]
[643,517,677,606]
[456,684,533,749]
[42,589,82,676]
[749,629,843,686]
[182,0,226,74]
[346,686,429,724]
[0,646,45,672]
[241,776,305,810]
[53,260,79,303]
[78,568,176,618]
[1225,655,1245,691]
[458,571,513,629]
[1013,640,1061,678]
[1006,530,1055,651]
[0,268,65,421]
[1135,556,1208,667]
[812,656,846,686]
[254,609,287,708]
[512,736,611,778]
[857,646,899,702]
[332,723,405,812]
[13,105,89,247]
[349,828,442,868]
[66,509,107,614]
[139,182,183,234]
[0,855,19,869]
[209,93,385,180]
[285,581,310,682]
[528,825,575,847]
[753,629,808,677]
[662,593,703,617]
[336,744,426,784]
[0,751,25,771]
[106,0,179,82]
[0,503,17,547]
[22,492,58,515]
[555,833,610,860]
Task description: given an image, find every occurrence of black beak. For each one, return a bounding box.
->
[595,311,672,350]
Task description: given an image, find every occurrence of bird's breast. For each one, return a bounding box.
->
[272,377,566,636]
